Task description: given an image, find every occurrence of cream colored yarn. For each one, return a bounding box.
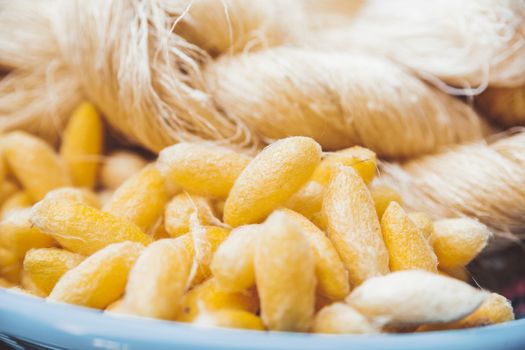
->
[206,48,489,157]
[378,131,525,236]
[308,0,525,94]
[0,0,491,158]
[169,0,305,56]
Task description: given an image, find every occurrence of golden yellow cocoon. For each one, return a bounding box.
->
[30,199,151,255]
[346,270,487,327]
[0,209,55,263]
[49,242,144,309]
[419,293,514,331]
[0,191,32,219]
[3,131,71,201]
[313,303,378,334]
[211,224,260,292]
[255,211,316,332]
[157,142,252,199]
[284,181,324,223]
[432,218,492,268]
[178,278,259,322]
[1,262,22,284]
[278,209,349,300]
[100,151,148,190]
[120,238,193,320]
[381,202,437,272]
[44,187,100,208]
[193,309,265,331]
[60,102,103,189]
[0,180,20,206]
[104,166,167,233]
[0,277,13,288]
[370,185,403,219]
[407,212,434,240]
[23,248,84,295]
[312,146,377,185]
[322,166,389,286]
[181,225,231,285]
[164,193,217,237]
[224,136,322,227]
[20,271,46,297]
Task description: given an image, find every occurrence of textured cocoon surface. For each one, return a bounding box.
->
[120,238,193,320]
[255,211,316,332]
[322,166,389,286]
[48,242,143,309]
[432,218,492,268]
[346,270,487,326]
[224,136,321,226]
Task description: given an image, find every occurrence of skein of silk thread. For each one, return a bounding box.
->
[378,131,525,239]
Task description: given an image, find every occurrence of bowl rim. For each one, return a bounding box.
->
[1,289,525,350]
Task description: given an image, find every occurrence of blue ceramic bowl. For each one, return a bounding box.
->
[1,289,525,350]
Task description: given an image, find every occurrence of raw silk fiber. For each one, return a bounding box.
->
[0,0,489,157]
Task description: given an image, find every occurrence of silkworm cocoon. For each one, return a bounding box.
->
[104,166,167,233]
[407,212,434,240]
[278,209,349,300]
[59,102,103,188]
[178,278,259,323]
[211,225,260,292]
[284,181,324,223]
[419,293,514,331]
[255,211,316,332]
[346,270,488,326]
[381,202,438,272]
[3,131,71,201]
[0,209,55,263]
[224,136,321,227]
[313,303,378,334]
[193,309,265,331]
[0,191,32,219]
[20,270,45,297]
[164,193,216,237]
[100,151,148,190]
[23,248,84,295]
[120,238,193,320]
[0,180,20,205]
[1,262,22,283]
[183,225,231,285]
[312,146,377,185]
[322,166,389,286]
[44,187,100,208]
[30,199,151,255]
[370,185,402,219]
[49,242,144,309]
[432,218,492,268]
[157,142,252,199]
